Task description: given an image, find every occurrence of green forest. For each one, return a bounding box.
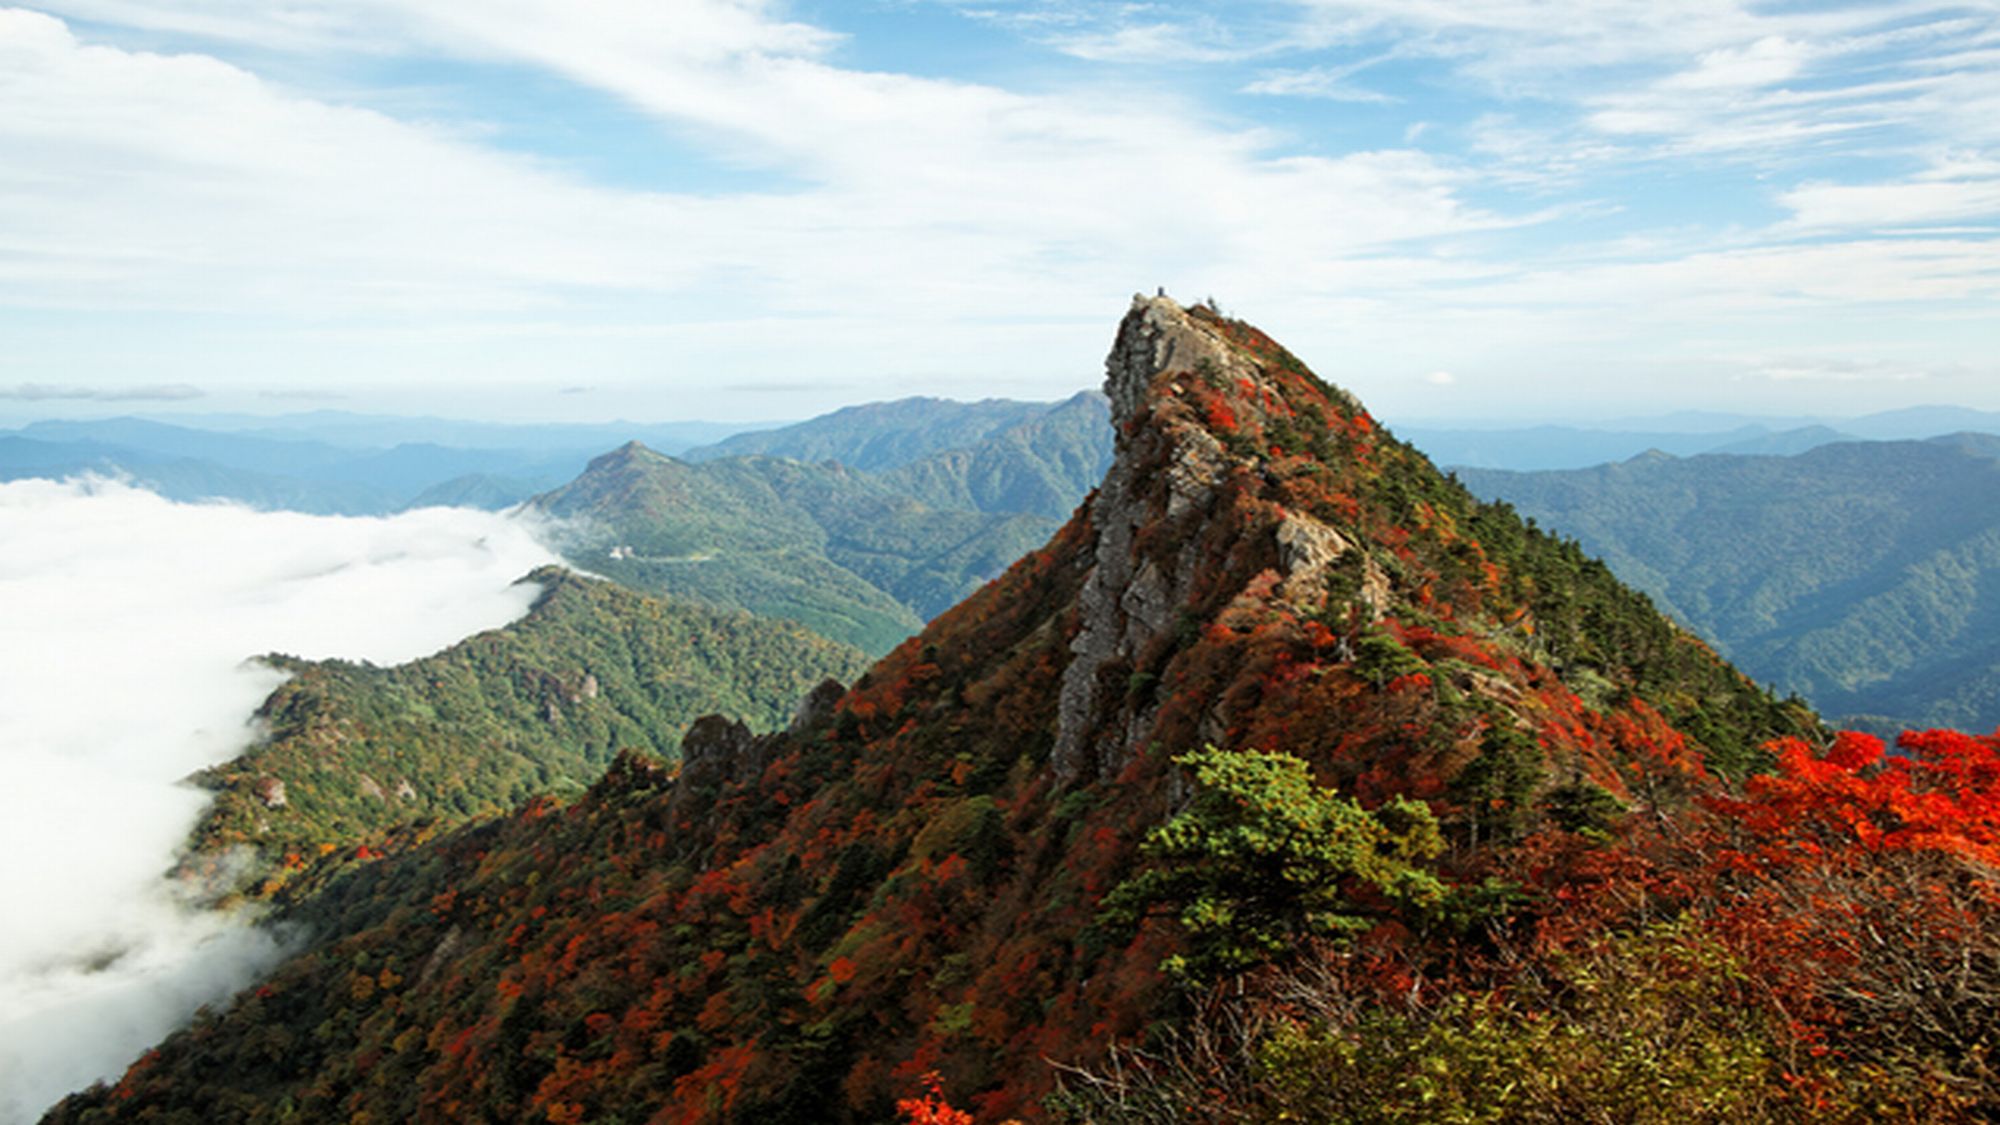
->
[1461,435,2000,733]
[185,566,866,896]
[531,444,1065,654]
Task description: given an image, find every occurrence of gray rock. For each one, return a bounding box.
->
[789,678,847,735]
[1054,296,1258,784]
[681,714,755,765]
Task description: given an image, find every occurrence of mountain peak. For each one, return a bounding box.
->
[582,439,667,472]
[1107,293,1362,440]
[1105,294,1226,427]
[1054,295,1383,781]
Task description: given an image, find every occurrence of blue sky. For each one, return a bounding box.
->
[0,0,1996,424]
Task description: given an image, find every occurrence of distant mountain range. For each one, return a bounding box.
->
[530,443,1060,654]
[1460,433,2000,733]
[0,412,773,514]
[80,409,756,457]
[14,398,1997,512]
[15,395,2000,727]
[0,396,1114,522]
[687,391,1113,520]
[1400,403,2000,470]
[0,418,600,513]
[524,394,1112,655]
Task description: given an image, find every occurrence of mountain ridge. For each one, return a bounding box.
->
[181,565,869,895]
[530,442,1059,653]
[1460,435,2000,732]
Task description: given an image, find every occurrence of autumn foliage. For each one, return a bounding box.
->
[1053,728,2000,1121]
[898,1072,975,1125]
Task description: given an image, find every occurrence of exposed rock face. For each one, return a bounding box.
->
[415,924,464,988]
[682,712,793,789]
[789,678,847,734]
[668,714,785,848]
[1101,295,1238,427]
[252,776,287,810]
[1274,511,1352,607]
[681,714,756,768]
[1052,296,1260,782]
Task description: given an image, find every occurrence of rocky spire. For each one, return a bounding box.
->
[1102,294,1236,429]
[1054,296,1271,782]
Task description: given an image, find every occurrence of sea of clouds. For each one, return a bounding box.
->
[0,477,559,1122]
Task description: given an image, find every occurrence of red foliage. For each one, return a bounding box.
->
[897,1072,974,1125]
[1714,729,2000,869]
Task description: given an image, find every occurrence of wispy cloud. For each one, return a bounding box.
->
[0,5,1525,331]
[1748,358,1933,384]
[1781,157,2000,231]
[1280,1,2000,163]
[1242,56,1395,102]
[0,382,203,401]
[1050,19,1268,64]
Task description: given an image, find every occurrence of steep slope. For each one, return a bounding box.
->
[1460,438,2000,732]
[532,444,1056,652]
[184,566,868,889]
[52,297,1814,1123]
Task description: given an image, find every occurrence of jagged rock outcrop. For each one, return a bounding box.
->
[789,677,847,734]
[251,776,287,810]
[1056,297,1249,782]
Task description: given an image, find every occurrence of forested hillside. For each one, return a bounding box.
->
[183,566,866,892]
[52,298,1998,1124]
[877,393,1111,519]
[1460,437,2000,732]
[532,444,1056,653]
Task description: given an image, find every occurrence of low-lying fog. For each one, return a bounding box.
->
[0,477,558,1123]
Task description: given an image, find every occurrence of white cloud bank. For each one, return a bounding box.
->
[0,478,558,1123]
